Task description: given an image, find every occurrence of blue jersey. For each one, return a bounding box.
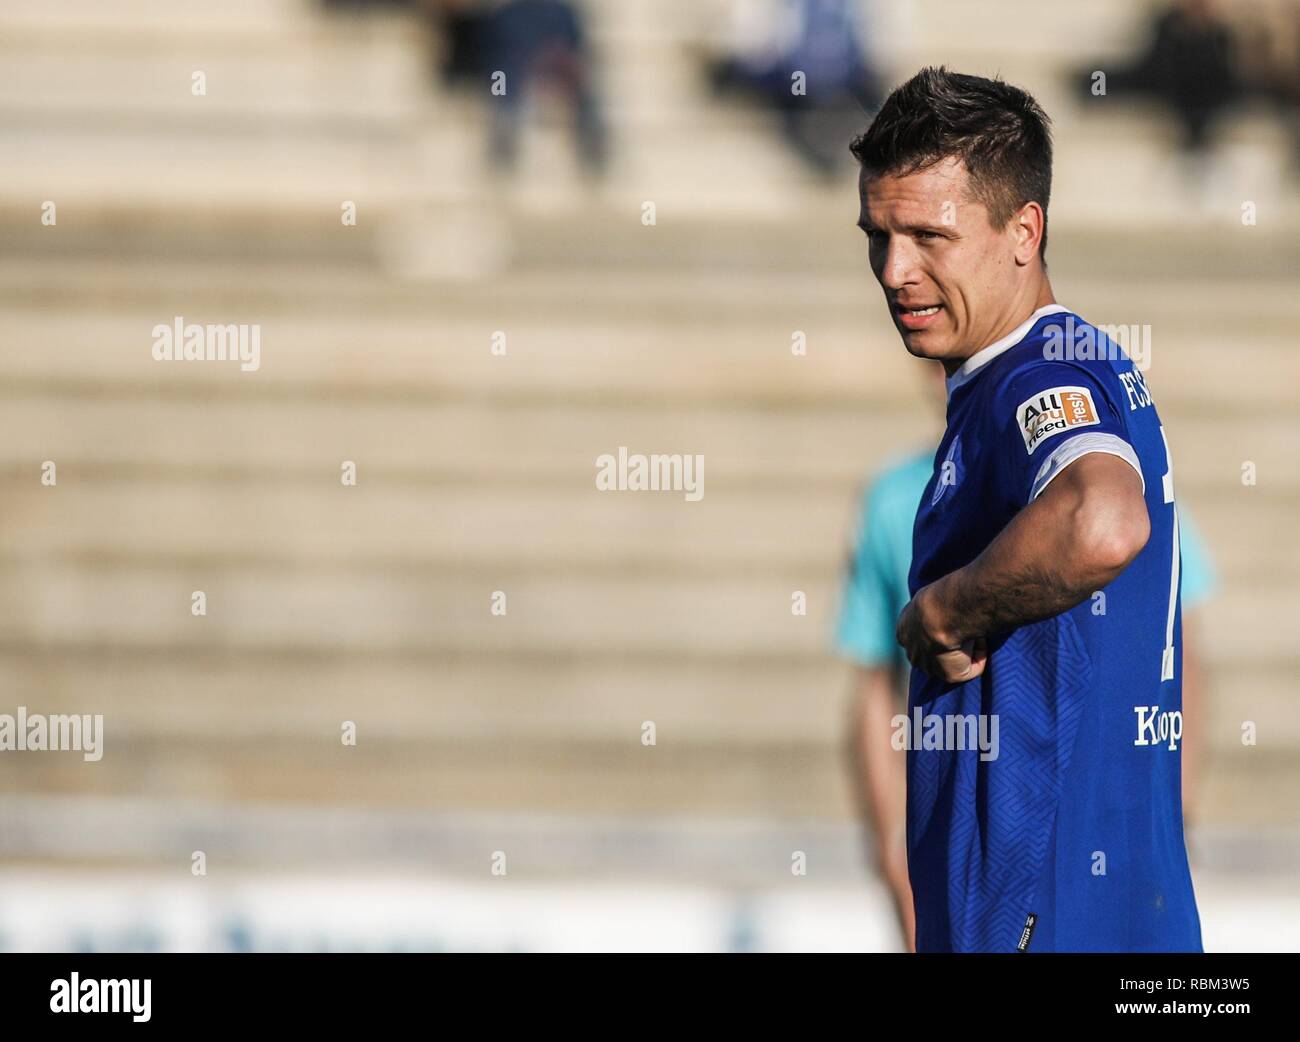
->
[906,304,1202,953]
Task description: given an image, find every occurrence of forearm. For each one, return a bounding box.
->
[847,666,914,949]
[850,668,907,849]
[1180,614,1204,818]
[923,455,1150,646]
[928,519,1100,646]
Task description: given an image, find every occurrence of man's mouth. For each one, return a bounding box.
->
[894,302,944,329]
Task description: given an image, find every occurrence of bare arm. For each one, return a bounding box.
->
[897,452,1150,683]
[846,665,915,951]
[1180,611,1205,825]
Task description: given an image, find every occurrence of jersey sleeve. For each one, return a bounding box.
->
[835,482,905,667]
[997,362,1144,506]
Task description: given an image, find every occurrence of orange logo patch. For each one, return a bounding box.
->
[1016,385,1100,454]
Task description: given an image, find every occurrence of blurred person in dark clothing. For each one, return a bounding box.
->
[1232,0,1300,167]
[1080,0,1239,154]
[431,0,493,86]
[481,0,607,174]
[709,0,881,178]
[420,0,607,173]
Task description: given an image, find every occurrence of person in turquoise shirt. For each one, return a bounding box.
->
[836,439,1216,951]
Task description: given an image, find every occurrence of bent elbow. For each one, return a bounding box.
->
[1085,498,1150,578]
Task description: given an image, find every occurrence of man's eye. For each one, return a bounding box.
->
[916,230,939,241]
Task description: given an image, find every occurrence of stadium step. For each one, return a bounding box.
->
[2,0,1296,832]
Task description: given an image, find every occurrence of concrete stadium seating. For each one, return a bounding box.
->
[0,0,1296,861]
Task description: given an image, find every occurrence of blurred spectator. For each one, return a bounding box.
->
[836,363,1217,951]
[1078,0,1239,155]
[430,0,494,87]
[361,0,609,174]
[1178,511,1218,831]
[322,0,414,8]
[708,0,881,178]
[470,0,605,174]
[1231,0,1300,167]
[837,445,929,952]
[834,363,945,953]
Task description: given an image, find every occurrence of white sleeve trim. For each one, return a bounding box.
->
[1029,432,1145,502]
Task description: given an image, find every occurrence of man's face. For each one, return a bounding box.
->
[858,157,1019,368]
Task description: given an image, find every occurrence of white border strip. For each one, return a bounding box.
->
[1029,431,1145,501]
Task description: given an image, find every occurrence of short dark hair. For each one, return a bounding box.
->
[850,66,1053,258]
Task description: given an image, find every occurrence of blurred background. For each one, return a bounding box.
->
[0,0,1297,952]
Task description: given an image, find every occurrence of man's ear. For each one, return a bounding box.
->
[1011,202,1045,266]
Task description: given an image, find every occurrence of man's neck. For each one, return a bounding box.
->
[943,281,1056,377]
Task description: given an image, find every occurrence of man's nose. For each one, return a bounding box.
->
[878,239,920,290]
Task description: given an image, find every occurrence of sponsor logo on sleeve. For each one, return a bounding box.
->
[1015,385,1100,454]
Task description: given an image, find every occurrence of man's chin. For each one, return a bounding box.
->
[899,330,951,361]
